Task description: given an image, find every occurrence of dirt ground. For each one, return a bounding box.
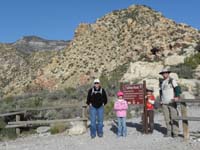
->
[0,106,200,150]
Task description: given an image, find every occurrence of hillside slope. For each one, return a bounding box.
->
[0,5,200,97]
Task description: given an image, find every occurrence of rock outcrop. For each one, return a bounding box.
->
[36,5,200,90]
[12,36,69,52]
[0,5,200,98]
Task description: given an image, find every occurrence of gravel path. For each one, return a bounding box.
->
[0,107,200,150]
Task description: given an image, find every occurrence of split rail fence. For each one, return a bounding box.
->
[172,99,200,140]
[0,104,88,135]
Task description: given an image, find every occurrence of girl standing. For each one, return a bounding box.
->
[114,91,128,137]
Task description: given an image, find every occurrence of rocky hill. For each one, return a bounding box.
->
[35,5,200,89]
[0,5,200,98]
[0,44,59,97]
[10,36,70,53]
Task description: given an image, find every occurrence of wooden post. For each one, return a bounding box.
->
[82,105,87,129]
[143,80,148,134]
[15,104,20,135]
[15,115,20,135]
[180,102,189,140]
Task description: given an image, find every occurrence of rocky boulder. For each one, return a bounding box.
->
[122,61,163,82]
[194,65,200,79]
[181,91,195,99]
[164,54,185,66]
[36,126,51,135]
[68,121,87,136]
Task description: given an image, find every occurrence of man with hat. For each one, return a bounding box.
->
[86,79,107,138]
[159,67,181,137]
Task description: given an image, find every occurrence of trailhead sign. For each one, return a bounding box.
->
[121,81,148,134]
[121,83,145,104]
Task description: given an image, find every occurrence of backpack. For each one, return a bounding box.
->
[159,77,182,97]
[91,87,103,96]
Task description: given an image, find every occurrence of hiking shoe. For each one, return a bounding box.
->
[91,135,96,139]
[163,134,171,137]
[172,134,179,138]
[98,134,103,138]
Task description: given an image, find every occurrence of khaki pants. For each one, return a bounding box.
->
[162,103,179,136]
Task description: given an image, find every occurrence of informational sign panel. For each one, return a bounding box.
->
[121,83,144,104]
[121,81,148,134]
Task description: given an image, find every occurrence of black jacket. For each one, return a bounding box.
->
[86,87,107,108]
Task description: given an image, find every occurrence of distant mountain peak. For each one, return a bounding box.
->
[19,36,47,42]
[12,35,70,52]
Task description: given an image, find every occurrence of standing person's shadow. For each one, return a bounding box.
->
[110,120,167,135]
[126,122,167,134]
[110,120,118,135]
[154,123,167,135]
[110,120,144,134]
[126,122,143,132]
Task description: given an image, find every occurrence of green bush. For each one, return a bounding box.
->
[0,118,6,129]
[194,83,200,97]
[100,63,129,96]
[19,96,43,108]
[0,128,17,140]
[195,42,200,52]
[170,53,200,79]
[170,64,193,79]
[184,53,200,69]
[50,123,69,134]
[104,100,115,120]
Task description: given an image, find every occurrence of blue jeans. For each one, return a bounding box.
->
[89,105,104,137]
[117,117,127,137]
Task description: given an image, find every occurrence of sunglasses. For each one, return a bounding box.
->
[94,82,100,84]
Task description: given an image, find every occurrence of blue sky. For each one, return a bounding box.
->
[0,0,199,43]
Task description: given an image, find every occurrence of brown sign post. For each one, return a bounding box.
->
[121,81,148,133]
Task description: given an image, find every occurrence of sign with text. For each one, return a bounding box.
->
[121,83,144,104]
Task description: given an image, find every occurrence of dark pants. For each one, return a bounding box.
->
[147,110,154,132]
[141,110,154,133]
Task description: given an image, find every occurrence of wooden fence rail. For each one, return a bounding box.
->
[7,118,87,126]
[3,104,85,112]
[172,99,200,140]
[0,104,88,135]
[0,111,26,117]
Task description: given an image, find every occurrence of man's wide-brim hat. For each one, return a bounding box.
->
[159,68,171,75]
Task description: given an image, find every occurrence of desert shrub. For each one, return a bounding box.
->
[170,53,200,79]
[47,90,67,101]
[184,53,200,69]
[0,118,17,140]
[50,123,70,134]
[104,100,115,120]
[126,108,132,119]
[194,83,200,97]
[64,87,78,99]
[0,118,6,129]
[4,96,14,103]
[170,64,193,79]
[100,63,129,97]
[76,84,91,101]
[19,96,43,108]
[0,128,17,140]
[195,42,200,52]
[0,97,18,113]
